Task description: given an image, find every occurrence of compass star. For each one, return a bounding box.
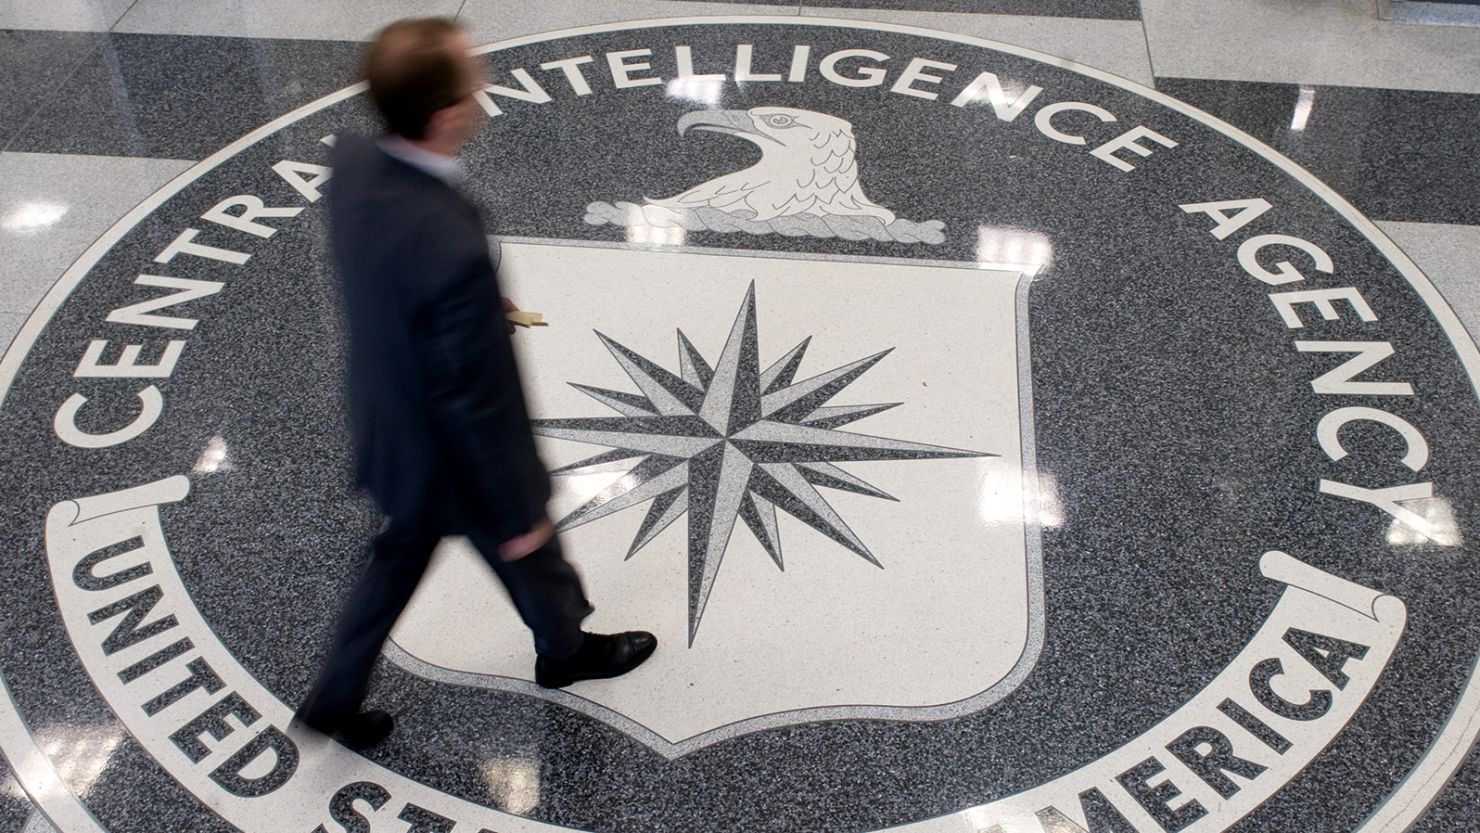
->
[532,284,991,644]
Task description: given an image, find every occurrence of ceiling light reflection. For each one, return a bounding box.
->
[553,469,637,505]
[1386,496,1462,548]
[3,202,68,233]
[666,77,724,106]
[963,804,1039,832]
[979,468,1065,528]
[976,226,1054,277]
[956,78,1032,105]
[34,723,125,798]
[192,435,235,474]
[1290,85,1316,131]
[482,757,540,815]
[626,223,686,247]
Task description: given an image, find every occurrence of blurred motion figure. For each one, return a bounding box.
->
[296,17,656,750]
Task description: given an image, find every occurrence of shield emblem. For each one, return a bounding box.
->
[387,240,1048,755]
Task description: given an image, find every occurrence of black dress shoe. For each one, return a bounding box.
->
[535,631,657,689]
[293,709,395,750]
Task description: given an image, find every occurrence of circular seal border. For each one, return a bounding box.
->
[1,16,1476,833]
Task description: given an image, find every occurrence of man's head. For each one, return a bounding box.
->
[364,18,484,152]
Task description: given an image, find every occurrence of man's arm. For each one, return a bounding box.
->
[419,223,551,544]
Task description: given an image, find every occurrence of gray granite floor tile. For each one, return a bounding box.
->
[1382,0,1480,25]
[0,762,35,833]
[1142,0,1480,93]
[1378,221,1480,340]
[5,33,366,159]
[0,313,25,361]
[455,0,800,44]
[799,6,1155,85]
[675,0,1139,15]
[1158,78,1480,226]
[668,0,800,5]
[2,11,1480,833]
[0,30,104,152]
[0,0,134,32]
[0,152,193,316]
[3,18,1476,833]
[113,0,459,41]
[803,0,1139,20]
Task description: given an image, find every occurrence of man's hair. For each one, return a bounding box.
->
[364,18,467,140]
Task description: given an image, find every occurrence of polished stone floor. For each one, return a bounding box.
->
[3,2,1480,832]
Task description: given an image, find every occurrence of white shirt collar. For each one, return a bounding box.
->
[377,135,464,185]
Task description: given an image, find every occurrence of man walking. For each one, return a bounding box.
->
[296,17,656,750]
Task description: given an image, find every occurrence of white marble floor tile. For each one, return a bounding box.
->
[1141,0,1480,93]
[0,0,134,32]
[0,152,192,317]
[801,6,1155,87]
[1379,221,1480,342]
[112,0,461,42]
[454,0,799,45]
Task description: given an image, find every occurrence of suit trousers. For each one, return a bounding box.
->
[298,513,593,723]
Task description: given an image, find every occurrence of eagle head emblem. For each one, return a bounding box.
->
[652,107,895,224]
[586,107,945,244]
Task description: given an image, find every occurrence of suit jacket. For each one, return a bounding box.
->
[328,133,550,542]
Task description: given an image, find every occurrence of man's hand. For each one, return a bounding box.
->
[501,296,518,335]
[499,517,554,562]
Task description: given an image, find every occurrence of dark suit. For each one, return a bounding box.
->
[299,134,591,724]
